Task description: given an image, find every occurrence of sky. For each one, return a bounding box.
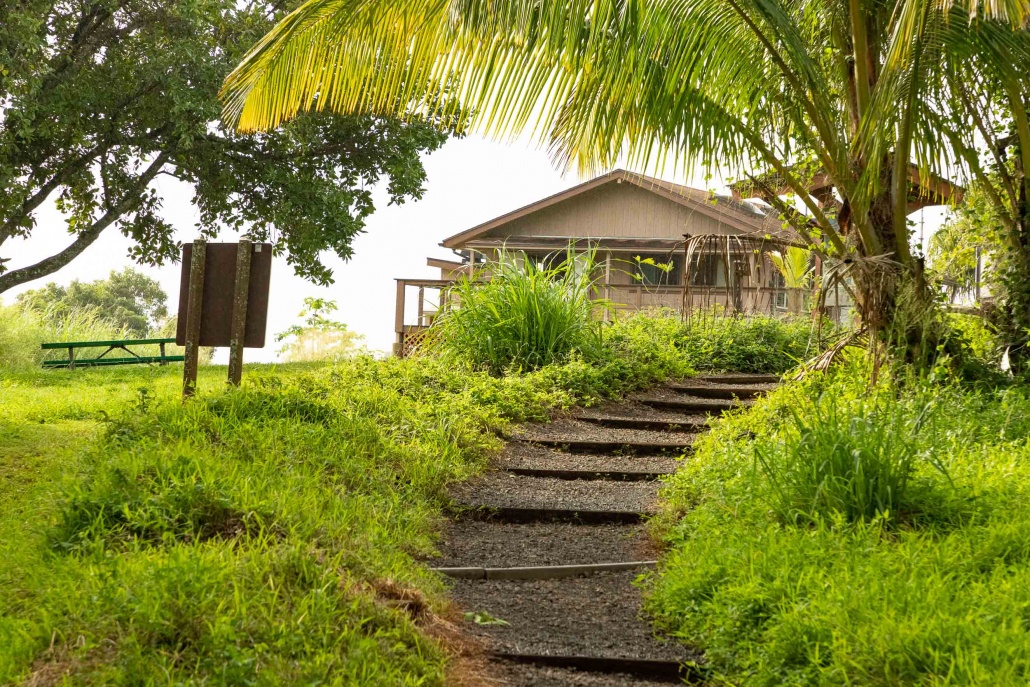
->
[1,136,951,363]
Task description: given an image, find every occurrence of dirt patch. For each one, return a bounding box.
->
[433,521,657,568]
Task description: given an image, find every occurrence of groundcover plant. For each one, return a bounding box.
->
[649,357,1030,686]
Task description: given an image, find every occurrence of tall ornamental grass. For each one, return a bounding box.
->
[430,249,607,374]
[0,304,201,373]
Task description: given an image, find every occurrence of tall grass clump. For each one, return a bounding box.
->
[0,303,127,372]
[430,249,606,374]
[753,381,943,525]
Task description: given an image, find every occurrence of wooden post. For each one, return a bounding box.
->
[68,346,75,371]
[227,239,252,387]
[182,239,206,399]
[159,341,167,364]
[394,280,406,357]
[417,286,425,326]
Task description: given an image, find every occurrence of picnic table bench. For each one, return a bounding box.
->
[41,338,183,369]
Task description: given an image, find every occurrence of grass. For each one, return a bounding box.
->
[648,359,1030,686]
[4,307,812,685]
[0,306,813,683]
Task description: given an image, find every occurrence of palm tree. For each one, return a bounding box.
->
[220,0,1030,336]
[768,247,814,290]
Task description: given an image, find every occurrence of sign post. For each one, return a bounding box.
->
[182,239,207,399]
[176,240,272,400]
[227,239,252,387]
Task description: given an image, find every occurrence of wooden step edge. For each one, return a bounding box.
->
[638,398,744,412]
[458,506,648,525]
[575,415,709,432]
[504,467,672,481]
[694,373,781,384]
[510,438,693,455]
[491,652,692,683]
[433,560,657,581]
[664,385,765,399]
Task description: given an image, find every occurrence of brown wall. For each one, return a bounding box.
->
[486,182,743,240]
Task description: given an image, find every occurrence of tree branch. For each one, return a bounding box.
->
[0,153,170,294]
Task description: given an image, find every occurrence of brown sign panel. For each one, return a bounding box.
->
[175,242,272,347]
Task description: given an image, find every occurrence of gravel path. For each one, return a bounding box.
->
[577,398,710,423]
[440,383,780,684]
[498,443,679,475]
[510,419,697,448]
[434,522,655,568]
[487,661,681,687]
[451,474,659,514]
[451,571,689,662]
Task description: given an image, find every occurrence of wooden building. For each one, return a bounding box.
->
[394,169,805,356]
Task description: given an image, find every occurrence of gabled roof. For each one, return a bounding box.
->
[440,169,790,249]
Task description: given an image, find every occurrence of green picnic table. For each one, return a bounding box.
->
[41,338,183,369]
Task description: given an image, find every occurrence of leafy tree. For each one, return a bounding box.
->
[220,0,1030,350]
[0,0,458,295]
[276,297,363,361]
[16,268,168,336]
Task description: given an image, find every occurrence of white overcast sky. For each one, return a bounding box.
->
[1,136,950,363]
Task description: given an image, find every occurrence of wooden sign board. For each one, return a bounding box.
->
[175,242,272,347]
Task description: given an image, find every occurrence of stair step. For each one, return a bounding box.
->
[434,521,651,570]
[665,384,767,400]
[461,506,647,524]
[451,571,691,676]
[638,396,746,413]
[434,560,657,580]
[505,467,670,481]
[492,653,688,683]
[695,373,780,384]
[575,414,709,432]
[515,437,691,455]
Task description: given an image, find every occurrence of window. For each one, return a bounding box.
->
[771,269,788,309]
[634,254,682,286]
[689,253,727,287]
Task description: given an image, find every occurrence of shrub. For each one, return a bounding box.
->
[677,312,816,373]
[429,249,606,373]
